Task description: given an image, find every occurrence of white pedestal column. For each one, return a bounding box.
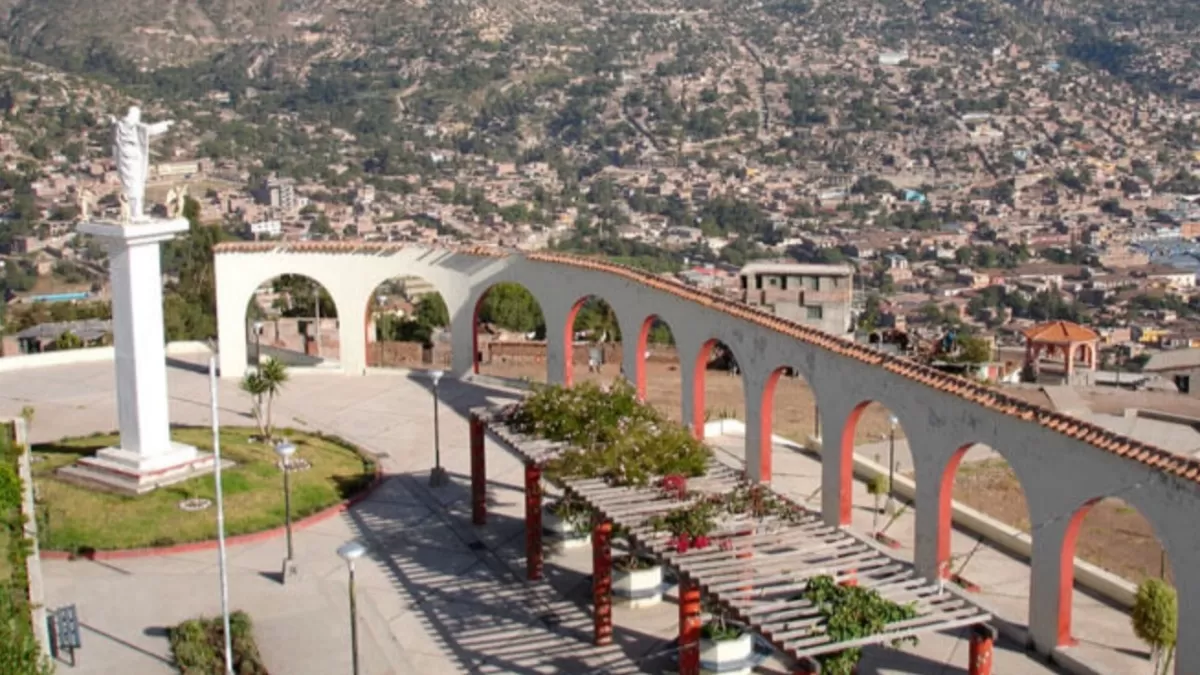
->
[63,218,214,494]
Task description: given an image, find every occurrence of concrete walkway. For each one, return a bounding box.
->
[0,357,1113,674]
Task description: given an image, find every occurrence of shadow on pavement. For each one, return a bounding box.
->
[344,469,672,674]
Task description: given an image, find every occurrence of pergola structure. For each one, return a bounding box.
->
[1021,320,1099,378]
[469,409,997,675]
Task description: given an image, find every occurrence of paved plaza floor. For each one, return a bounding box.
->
[0,356,1142,674]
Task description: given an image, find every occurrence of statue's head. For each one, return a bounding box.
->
[126,106,141,123]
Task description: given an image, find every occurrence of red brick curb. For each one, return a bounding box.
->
[41,464,385,562]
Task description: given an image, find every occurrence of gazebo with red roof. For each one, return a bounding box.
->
[1021,320,1099,378]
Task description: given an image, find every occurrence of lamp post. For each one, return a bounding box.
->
[208,354,234,675]
[253,320,263,367]
[886,415,898,515]
[275,440,298,582]
[313,288,322,359]
[337,541,367,675]
[429,370,447,487]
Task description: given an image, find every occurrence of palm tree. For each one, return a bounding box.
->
[240,357,289,440]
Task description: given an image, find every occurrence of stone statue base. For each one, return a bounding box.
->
[79,216,189,241]
[57,444,225,495]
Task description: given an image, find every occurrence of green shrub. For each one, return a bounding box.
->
[169,611,268,675]
[1132,578,1177,674]
[508,380,711,486]
[0,586,52,675]
[0,466,20,511]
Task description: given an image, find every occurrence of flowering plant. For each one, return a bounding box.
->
[660,474,688,500]
[508,380,710,487]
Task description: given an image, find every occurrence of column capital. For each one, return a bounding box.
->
[79,217,189,248]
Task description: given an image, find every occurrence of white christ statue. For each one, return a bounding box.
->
[110,106,173,222]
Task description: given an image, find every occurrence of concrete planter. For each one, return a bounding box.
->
[612,560,664,608]
[699,630,754,675]
[543,507,590,550]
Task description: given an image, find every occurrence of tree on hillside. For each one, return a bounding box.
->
[413,292,450,328]
[478,283,544,335]
[272,275,337,318]
[160,196,230,340]
[53,331,83,351]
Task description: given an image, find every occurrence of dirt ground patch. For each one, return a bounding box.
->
[953,459,1169,584]
[483,360,899,445]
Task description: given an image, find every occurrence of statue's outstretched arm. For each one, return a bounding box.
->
[147,120,174,136]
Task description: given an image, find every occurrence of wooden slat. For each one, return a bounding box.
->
[483,415,993,668]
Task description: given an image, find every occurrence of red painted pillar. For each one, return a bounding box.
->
[592,519,613,646]
[840,568,857,587]
[470,415,487,526]
[968,624,996,675]
[525,463,543,581]
[636,320,650,401]
[679,578,702,675]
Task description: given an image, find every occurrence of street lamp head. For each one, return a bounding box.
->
[337,540,367,563]
[430,369,444,386]
[254,320,264,333]
[274,440,297,459]
[889,415,899,429]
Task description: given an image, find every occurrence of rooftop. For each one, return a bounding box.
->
[738,262,855,277]
[16,319,111,342]
[1021,321,1099,344]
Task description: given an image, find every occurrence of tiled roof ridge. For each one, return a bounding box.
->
[1022,319,1099,342]
[213,242,1200,484]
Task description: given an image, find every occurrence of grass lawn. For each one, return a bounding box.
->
[33,427,375,553]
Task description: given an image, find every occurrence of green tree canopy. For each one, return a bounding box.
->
[478,283,544,335]
[413,293,450,328]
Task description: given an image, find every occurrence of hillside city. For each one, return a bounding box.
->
[1,0,1200,389]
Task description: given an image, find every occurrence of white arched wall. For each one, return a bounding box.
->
[215,247,490,378]
[215,244,1200,673]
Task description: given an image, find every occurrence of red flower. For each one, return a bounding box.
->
[719,539,734,551]
[691,535,711,550]
[675,536,690,553]
[661,474,688,499]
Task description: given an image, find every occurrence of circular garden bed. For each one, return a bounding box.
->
[32,427,376,554]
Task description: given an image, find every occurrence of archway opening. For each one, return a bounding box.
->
[364,275,451,371]
[691,339,743,440]
[759,365,817,485]
[1062,497,1173,661]
[245,274,338,368]
[838,401,908,529]
[472,282,547,383]
[939,444,1030,604]
[634,315,678,408]
[565,295,621,387]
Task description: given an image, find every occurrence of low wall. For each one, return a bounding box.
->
[701,418,1139,610]
[0,341,213,373]
[485,341,679,366]
[6,417,48,656]
[366,341,452,368]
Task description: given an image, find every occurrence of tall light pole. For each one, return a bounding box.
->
[313,287,322,359]
[429,370,447,487]
[253,320,263,368]
[337,540,367,675]
[208,354,234,675]
[886,415,898,515]
[275,440,298,582]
